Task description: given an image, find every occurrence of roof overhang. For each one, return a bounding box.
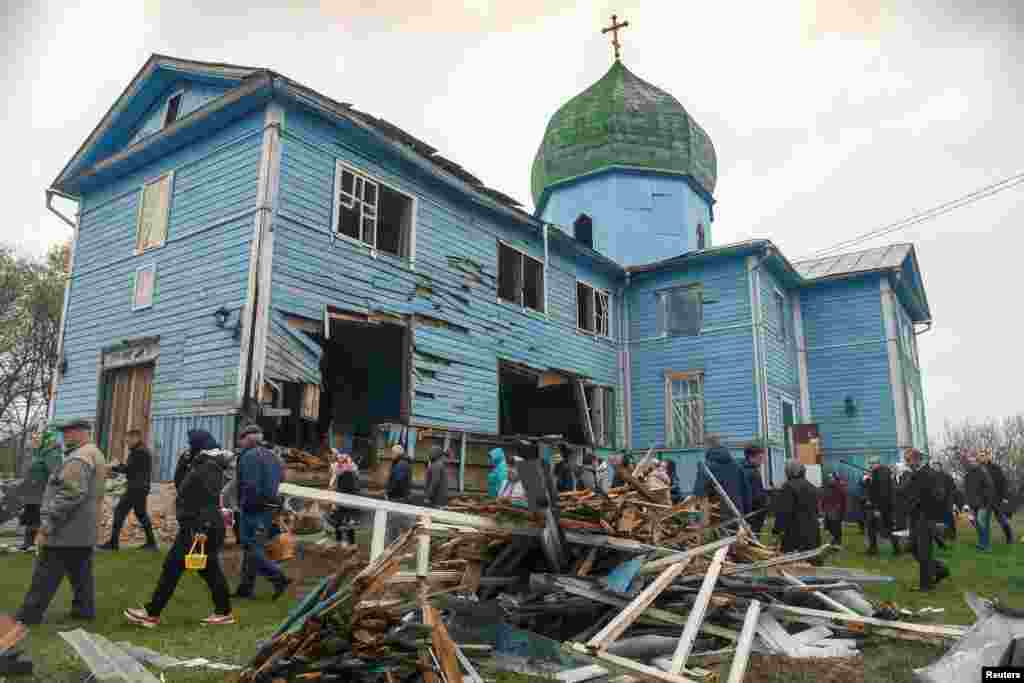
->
[627,240,802,281]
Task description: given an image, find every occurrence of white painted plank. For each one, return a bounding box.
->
[780,570,858,616]
[789,626,833,646]
[370,509,388,561]
[669,546,730,674]
[725,600,761,683]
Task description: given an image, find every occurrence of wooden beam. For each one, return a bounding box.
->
[587,557,693,650]
[669,546,729,674]
[725,600,761,683]
[459,432,467,493]
[568,644,698,683]
[765,603,966,640]
[779,570,858,616]
[370,509,388,561]
[639,536,736,576]
[417,516,432,578]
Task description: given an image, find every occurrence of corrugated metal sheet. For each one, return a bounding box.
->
[59,629,161,682]
[793,244,911,280]
[152,413,234,480]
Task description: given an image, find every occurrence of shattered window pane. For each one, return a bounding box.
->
[499,243,523,304]
[338,203,360,240]
[577,282,593,331]
[336,166,412,257]
[341,170,355,197]
[658,285,702,337]
[595,290,610,337]
[523,255,544,312]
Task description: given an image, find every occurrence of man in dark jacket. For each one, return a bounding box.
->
[901,449,949,591]
[424,447,450,508]
[981,450,1015,545]
[932,461,960,540]
[742,445,768,534]
[864,456,901,556]
[772,461,821,553]
[386,444,412,502]
[99,429,157,552]
[235,424,291,600]
[963,449,997,552]
[694,436,752,518]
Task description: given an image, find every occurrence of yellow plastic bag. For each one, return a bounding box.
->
[185,533,208,571]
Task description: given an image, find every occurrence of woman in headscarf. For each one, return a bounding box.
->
[487,448,508,498]
[498,465,527,505]
[329,451,360,544]
[18,430,62,551]
[126,432,235,628]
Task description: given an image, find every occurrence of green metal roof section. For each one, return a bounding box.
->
[530,60,717,206]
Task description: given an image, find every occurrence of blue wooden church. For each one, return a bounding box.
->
[45,50,931,491]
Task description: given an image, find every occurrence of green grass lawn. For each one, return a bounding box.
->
[0,518,1020,683]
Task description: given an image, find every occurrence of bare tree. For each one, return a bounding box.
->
[935,415,1024,505]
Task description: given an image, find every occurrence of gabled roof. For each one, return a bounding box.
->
[793,244,913,280]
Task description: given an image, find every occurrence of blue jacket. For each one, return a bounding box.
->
[694,447,752,515]
[487,449,508,498]
[387,456,412,501]
[238,446,283,514]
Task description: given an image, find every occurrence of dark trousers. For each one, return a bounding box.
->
[110,490,156,547]
[750,501,768,534]
[17,547,95,625]
[995,507,1014,543]
[910,516,947,590]
[942,507,957,539]
[146,525,231,617]
[825,517,843,545]
[238,512,286,591]
[866,509,900,553]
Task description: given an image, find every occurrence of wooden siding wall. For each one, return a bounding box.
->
[130,82,230,146]
[894,297,927,450]
[270,104,621,436]
[758,267,801,445]
[52,110,265,469]
[800,275,900,468]
[627,256,757,449]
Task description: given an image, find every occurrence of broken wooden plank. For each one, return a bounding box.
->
[577,548,599,577]
[725,600,761,683]
[588,557,694,650]
[669,546,729,674]
[779,570,858,616]
[722,545,832,576]
[639,536,737,576]
[765,603,966,641]
[417,516,432,578]
[370,509,388,562]
[789,626,833,646]
[568,643,699,683]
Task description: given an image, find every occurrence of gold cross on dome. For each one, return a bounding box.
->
[601,14,630,62]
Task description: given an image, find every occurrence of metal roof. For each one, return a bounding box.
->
[793,244,913,280]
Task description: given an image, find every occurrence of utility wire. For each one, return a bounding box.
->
[799,170,1024,260]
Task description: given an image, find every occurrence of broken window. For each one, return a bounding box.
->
[335,163,414,257]
[656,285,702,337]
[163,91,183,128]
[585,385,616,448]
[666,371,704,448]
[577,281,610,337]
[132,264,156,311]
[574,213,593,249]
[775,289,788,343]
[498,242,544,312]
[135,173,172,253]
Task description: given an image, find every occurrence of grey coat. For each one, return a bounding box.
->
[40,443,108,548]
[424,456,450,508]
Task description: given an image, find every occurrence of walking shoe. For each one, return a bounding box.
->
[96,542,118,551]
[201,613,236,626]
[272,578,293,601]
[124,608,159,629]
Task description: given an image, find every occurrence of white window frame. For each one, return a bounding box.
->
[331,161,418,260]
[774,288,788,343]
[134,172,173,255]
[585,384,616,448]
[497,240,545,313]
[162,89,185,129]
[656,284,703,337]
[132,263,156,312]
[577,280,611,338]
[665,370,704,448]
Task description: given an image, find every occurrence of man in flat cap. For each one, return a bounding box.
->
[15,419,108,626]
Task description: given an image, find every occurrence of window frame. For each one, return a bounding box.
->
[664,370,704,449]
[162,89,185,129]
[134,172,174,255]
[584,384,616,448]
[331,161,418,260]
[774,287,788,344]
[576,279,611,338]
[497,240,545,313]
[656,283,703,337]
[132,263,157,312]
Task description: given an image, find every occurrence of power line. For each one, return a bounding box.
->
[799,170,1024,260]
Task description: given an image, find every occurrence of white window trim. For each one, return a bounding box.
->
[774,287,788,344]
[331,160,418,261]
[134,171,174,255]
[576,279,611,338]
[664,370,704,448]
[656,283,703,338]
[497,240,546,314]
[161,89,185,129]
[132,263,156,312]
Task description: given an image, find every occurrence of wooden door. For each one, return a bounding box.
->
[102,364,154,463]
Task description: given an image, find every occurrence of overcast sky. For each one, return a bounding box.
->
[4,0,1022,438]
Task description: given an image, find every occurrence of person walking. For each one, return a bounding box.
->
[386,445,412,502]
[963,449,998,552]
[124,445,235,627]
[931,461,960,540]
[15,419,106,626]
[772,461,821,553]
[487,448,508,498]
[980,449,1015,545]
[17,430,62,552]
[821,472,848,546]
[234,424,291,600]
[901,449,950,592]
[694,436,752,518]
[864,456,901,556]
[742,445,769,535]
[423,446,450,508]
[328,451,360,545]
[99,429,158,552]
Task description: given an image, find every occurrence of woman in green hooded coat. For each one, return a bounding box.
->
[19,430,62,551]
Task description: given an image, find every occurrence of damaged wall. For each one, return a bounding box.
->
[267,103,621,437]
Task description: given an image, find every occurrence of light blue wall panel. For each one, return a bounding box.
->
[800,276,900,466]
[758,267,800,444]
[52,111,264,424]
[627,256,757,448]
[130,80,231,146]
[272,104,621,436]
[152,413,235,481]
[540,172,713,267]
